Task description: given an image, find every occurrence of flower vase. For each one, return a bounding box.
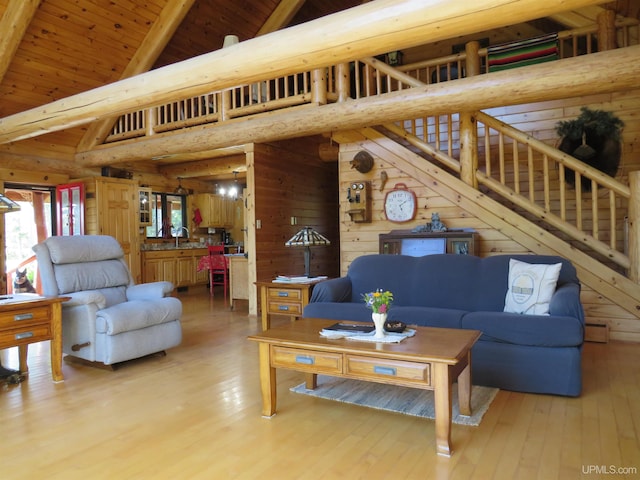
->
[371,312,387,339]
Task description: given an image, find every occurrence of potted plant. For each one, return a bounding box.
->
[555,107,624,191]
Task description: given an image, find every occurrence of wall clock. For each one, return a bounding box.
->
[384,183,417,223]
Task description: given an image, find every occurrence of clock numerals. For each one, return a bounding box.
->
[384,184,416,223]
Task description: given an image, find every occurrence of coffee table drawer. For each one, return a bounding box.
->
[346,355,431,385]
[271,346,342,374]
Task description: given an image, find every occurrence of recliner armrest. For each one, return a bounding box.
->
[126,281,174,301]
[63,290,107,309]
[309,277,352,303]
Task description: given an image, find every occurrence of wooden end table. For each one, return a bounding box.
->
[256,279,326,330]
[0,294,68,382]
[248,318,481,457]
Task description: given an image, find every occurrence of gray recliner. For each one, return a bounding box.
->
[33,235,182,366]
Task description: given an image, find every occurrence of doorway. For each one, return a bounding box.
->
[3,185,55,294]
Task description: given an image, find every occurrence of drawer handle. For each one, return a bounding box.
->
[14,313,34,321]
[374,366,397,376]
[277,291,289,297]
[295,355,314,365]
[15,331,34,340]
[278,305,290,311]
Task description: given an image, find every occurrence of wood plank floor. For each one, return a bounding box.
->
[1,286,639,479]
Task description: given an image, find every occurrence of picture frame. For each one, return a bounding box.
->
[448,239,471,255]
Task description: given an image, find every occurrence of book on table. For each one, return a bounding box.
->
[323,322,374,333]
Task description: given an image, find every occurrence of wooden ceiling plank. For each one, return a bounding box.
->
[74,45,640,167]
[0,0,41,83]
[0,0,606,145]
[257,0,307,36]
[158,155,247,178]
[77,0,197,151]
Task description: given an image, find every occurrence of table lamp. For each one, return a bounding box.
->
[285,227,330,278]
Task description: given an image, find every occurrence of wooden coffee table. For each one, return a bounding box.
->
[248,318,481,457]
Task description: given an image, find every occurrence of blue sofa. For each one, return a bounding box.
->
[303,254,584,396]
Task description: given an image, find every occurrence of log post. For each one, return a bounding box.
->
[597,9,617,51]
[220,90,231,122]
[465,40,481,76]
[460,41,481,188]
[145,108,155,137]
[311,68,327,105]
[336,63,351,102]
[628,171,640,283]
[459,112,478,188]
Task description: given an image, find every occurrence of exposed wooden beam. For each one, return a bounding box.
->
[0,0,604,145]
[76,0,197,151]
[75,46,640,166]
[158,155,247,179]
[257,0,307,36]
[0,0,41,83]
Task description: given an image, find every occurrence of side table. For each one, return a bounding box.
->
[256,279,326,330]
[0,294,68,382]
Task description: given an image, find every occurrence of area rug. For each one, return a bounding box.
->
[290,376,498,426]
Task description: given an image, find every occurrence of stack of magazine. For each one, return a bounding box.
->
[273,275,328,284]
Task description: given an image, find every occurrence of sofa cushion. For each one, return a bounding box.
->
[45,235,124,264]
[96,297,182,335]
[462,311,584,347]
[303,302,371,322]
[389,306,466,329]
[504,259,562,315]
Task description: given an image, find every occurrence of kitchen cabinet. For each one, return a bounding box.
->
[193,194,234,227]
[139,187,152,226]
[142,248,208,287]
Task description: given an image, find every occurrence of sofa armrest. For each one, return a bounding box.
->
[309,277,352,303]
[126,281,174,301]
[63,291,107,309]
[549,283,584,322]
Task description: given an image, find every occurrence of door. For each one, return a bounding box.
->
[56,182,84,236]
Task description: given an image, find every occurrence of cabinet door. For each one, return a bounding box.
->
[143,258,163,283]
[176,256,194,287]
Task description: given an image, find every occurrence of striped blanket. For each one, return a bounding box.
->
[488,33,559,72]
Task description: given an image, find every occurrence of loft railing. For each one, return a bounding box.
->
[106,19,638,142]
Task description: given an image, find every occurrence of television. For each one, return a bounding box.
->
[400,238,446,257]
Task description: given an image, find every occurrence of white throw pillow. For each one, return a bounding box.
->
[504,259,562,315]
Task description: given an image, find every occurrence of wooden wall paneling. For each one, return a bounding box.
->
[335,126,640,341]
[253,140,339,287]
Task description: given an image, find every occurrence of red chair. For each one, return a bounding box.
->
[207,246,228,302]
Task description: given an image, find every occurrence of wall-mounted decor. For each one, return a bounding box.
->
[384,183,416,223]
[346,181,371,223]
[350,151,374,173]
[556,107,624,191]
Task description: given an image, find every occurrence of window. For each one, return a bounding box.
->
[145,193,188,238]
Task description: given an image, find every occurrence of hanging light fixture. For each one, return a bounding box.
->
[174,177,188,195]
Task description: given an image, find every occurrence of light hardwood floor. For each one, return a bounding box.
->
[1,286,639,479]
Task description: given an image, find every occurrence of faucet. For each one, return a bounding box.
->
[174,226,189,247]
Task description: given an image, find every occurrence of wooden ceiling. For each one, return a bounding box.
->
[0,0,636,180]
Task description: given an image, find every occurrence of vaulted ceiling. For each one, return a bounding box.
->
[0,0,637,180]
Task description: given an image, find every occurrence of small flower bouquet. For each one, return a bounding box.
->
[362,289,394,314]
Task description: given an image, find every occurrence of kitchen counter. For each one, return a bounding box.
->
[141,242,245,253]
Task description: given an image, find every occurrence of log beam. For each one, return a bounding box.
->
[0,0,604,145]
[76,46,640,166]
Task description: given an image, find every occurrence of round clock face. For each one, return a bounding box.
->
[384,186,416,223]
